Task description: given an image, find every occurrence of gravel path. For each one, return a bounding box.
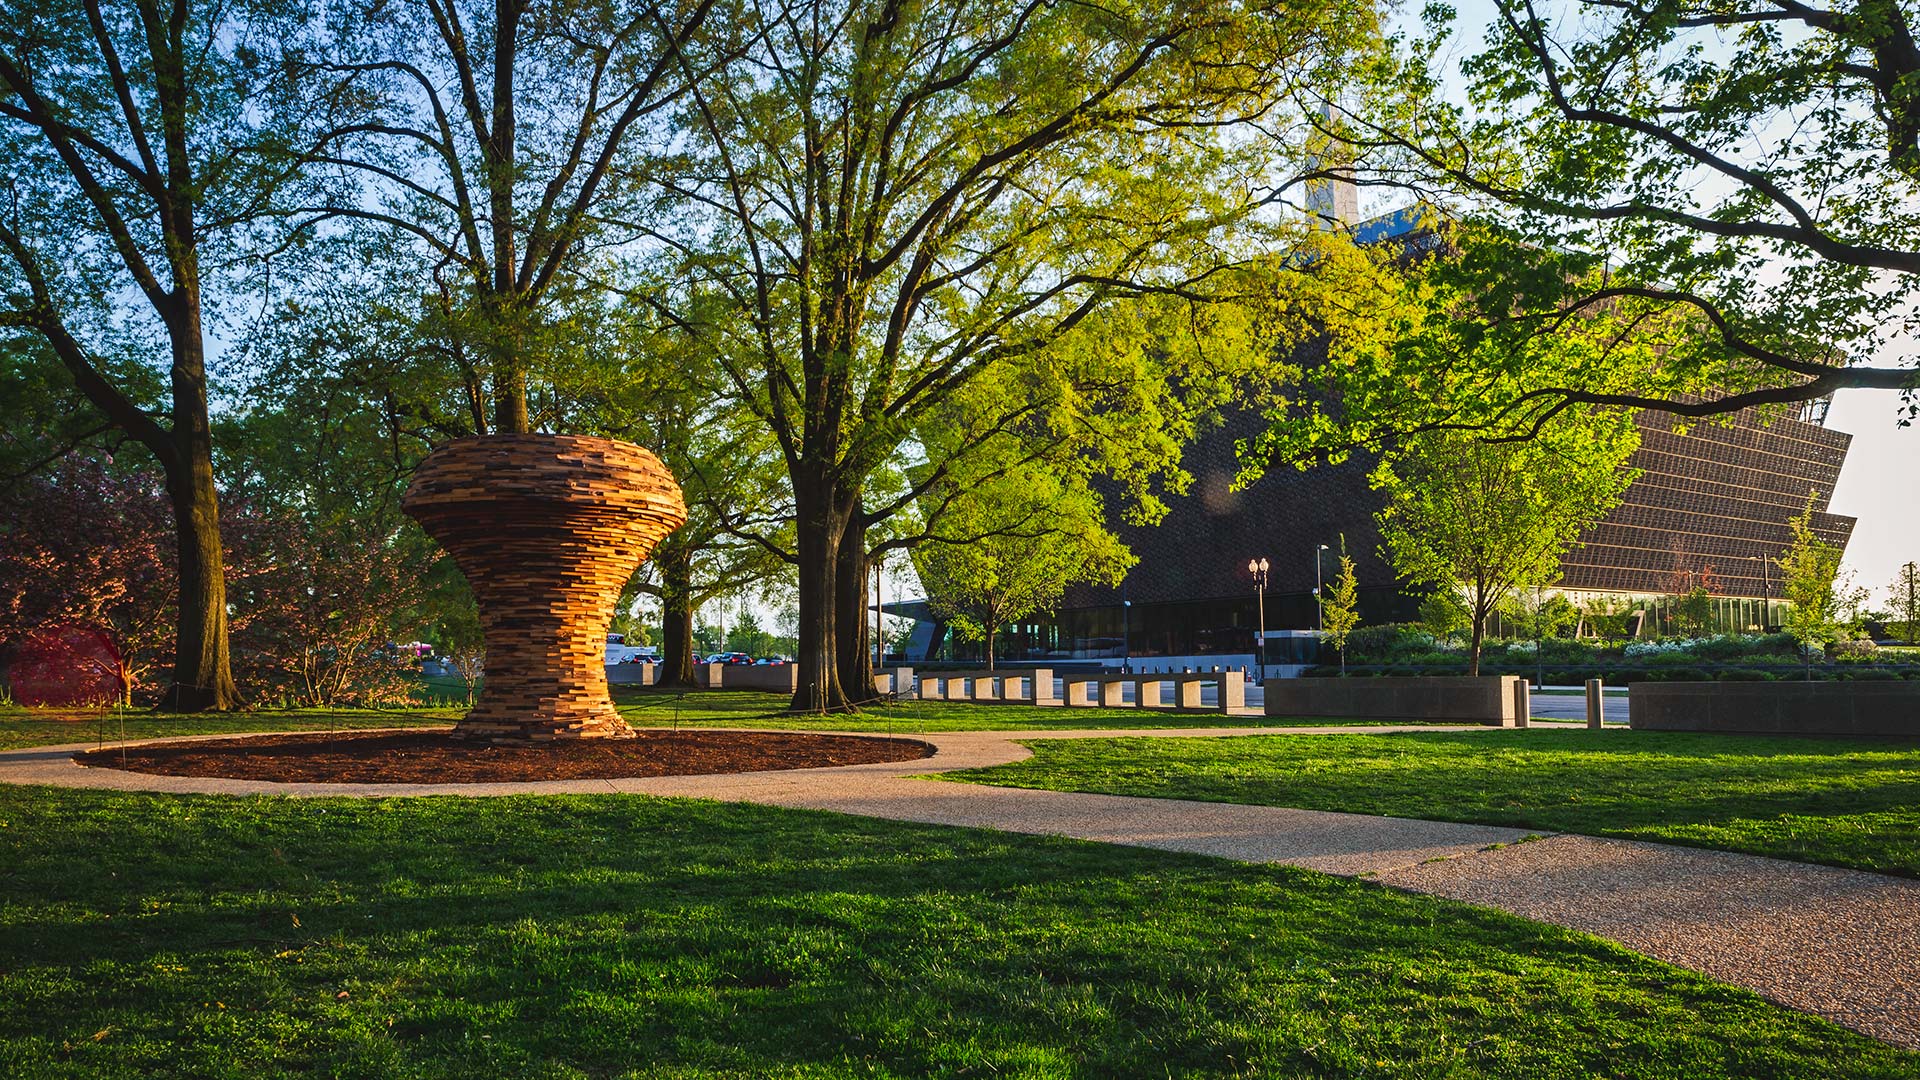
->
[1377,834,1920,1051]
[2,723,1915,1049]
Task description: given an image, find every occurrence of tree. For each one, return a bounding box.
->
[0,458,174,704]
[1372,415,1638,675]
[590,304,789,687]
[914,471,1133,672]
[649,0,1382,710]
[1501,590,1578,643]
[1297,0,1920,448]
[305,0,728,433]
[1779,491,1866,677]
[1320,536,1361,675]
[1576,594,1632,641]
[1889,562,1920,645]
[725,607,777,658]
[1417,589,1469,643]
[1667,586,1715,639]
[232,517,430,707]
[423,577,486,707]
[0,0,316,708]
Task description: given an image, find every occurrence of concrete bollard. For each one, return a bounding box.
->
[1511,678,1530,728]
[1585,678,1605,729]
[1031,668,1058,706]
[1218,673,1246,712]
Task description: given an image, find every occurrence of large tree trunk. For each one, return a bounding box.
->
[157,328,239,711]
[835,506,877,704]
[789,473,850,713]
[493,365,530,435]
[654,541,698,688]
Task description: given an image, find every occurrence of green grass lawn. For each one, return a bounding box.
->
[0,705,456,752]
[945,729,1920,878]
[1,787,1913,1078]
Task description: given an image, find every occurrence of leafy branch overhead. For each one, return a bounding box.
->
[1288,0,1920,453]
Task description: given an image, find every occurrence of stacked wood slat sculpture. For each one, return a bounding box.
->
[402,434,687,742]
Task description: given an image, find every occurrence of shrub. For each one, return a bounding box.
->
[1624,639,1699,659]
[1540,638,1601,663]
[1345,624,1439,661]
[1716,668,1773,681]
[1830,639,1879,661]
[1643,666,1711,682]
[1689,635,1771,661]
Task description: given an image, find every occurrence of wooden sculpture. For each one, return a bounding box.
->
[402,434,687,742]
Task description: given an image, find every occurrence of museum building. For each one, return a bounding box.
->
[895,205,1859,669]
[897,403,1856,669]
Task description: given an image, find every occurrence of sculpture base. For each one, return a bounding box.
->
[451,705,636,743]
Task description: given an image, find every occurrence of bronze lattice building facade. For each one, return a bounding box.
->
[1560,409,1854,600]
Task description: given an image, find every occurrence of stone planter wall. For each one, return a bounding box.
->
[1630,681,1920,736]
[712,665,800,694]
[1262,675,1524,725]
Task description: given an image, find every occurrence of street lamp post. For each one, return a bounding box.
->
[1748,554,1774,632]
[1248,558,1270,682]
[1313,543,1329,632]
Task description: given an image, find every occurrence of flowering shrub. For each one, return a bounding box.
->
[1623,638,1707,658]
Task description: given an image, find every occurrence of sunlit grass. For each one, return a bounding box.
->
[947,729,1920,877]
[0,786,1911,1078]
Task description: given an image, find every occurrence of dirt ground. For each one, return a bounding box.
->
[75,729,933,783]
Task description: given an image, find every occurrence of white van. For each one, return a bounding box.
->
[606,633,660,665]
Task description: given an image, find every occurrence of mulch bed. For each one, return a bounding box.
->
[74,729,934,784]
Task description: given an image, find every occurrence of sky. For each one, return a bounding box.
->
[1823,391,1917,604]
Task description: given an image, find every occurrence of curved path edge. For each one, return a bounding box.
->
[1,723,1915,1051]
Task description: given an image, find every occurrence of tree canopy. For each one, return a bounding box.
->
[1372,413,1640,675]
[1291,0,1919,454]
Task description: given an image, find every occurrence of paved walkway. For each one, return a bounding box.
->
[1,724,1914,1050]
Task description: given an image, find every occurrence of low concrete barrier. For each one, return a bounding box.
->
[1262,675,1523,725]
[1057,671,1244,712]
[710,664,799,693]
[915,669,1053,704]
[1630,681,1920,736]
[873,667,914,696]
[1062,674,1131,707]
[1134,672,1245,711]
[606,662,655,686]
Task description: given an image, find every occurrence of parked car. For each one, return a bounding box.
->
[755,656,789,665]
[607,642,659,664]
[705,651,756,665]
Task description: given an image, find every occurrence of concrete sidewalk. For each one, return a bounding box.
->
[1,723,1914,1049]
